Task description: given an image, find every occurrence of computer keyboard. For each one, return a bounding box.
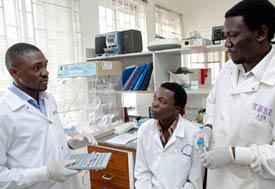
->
[113,121,135,134]
[66,152,112,170]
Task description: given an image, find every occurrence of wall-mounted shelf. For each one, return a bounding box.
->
[87,45,226,118]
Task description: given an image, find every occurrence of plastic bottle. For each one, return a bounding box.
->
[197,139,207,153]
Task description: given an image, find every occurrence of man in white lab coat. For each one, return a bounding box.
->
[135,82,204,189]
[193,0,275,188]
[0,43,97,189]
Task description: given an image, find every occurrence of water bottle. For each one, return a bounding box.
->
[197,139,207,153]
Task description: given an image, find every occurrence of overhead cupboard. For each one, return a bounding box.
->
[87,45,227,119]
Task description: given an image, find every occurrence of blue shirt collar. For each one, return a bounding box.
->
[8,83,47,116]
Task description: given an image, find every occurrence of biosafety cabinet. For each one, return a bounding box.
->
[57,61,125,135]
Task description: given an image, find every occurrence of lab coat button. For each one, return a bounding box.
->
[221,116,224,120]
[252,87,255,90]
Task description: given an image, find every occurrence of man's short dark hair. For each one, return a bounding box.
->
[5,43,41,70]
[161,82,187,109]
[225,0,275,41]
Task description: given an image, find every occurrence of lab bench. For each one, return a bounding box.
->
[89,130,137,189]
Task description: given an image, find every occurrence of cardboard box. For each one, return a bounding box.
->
[95,61,122,76]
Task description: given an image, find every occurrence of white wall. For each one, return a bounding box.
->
[181,0,275,39]
[79,0,275,55]
[79,0,183,57]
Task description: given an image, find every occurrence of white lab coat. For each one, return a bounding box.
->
[135,116,204,189]
[0,89,82,189]
[204,47,275,189]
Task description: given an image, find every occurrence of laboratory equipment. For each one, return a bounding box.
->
[67,152,112,170]
[57,61,126,136]
[197,139,207,153]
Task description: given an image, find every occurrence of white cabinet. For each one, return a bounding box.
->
[87,45,227,119]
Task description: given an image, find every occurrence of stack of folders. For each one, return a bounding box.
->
[115,62,153,91]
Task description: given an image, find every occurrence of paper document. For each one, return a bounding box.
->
[106,133,137,145]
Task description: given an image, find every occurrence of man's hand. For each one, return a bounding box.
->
[46,160,79,183]
[193,126,212,150]
[68,133,98,149]
[199,147,234,169]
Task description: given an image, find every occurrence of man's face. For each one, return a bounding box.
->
[11,50,49,96]
[224,16,258,64]
[151,87,179,120]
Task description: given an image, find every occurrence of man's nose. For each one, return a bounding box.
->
[41,68,49,76]
[224,39,233,48]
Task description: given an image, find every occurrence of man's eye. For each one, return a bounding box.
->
[33,66,40,71]
[159,100,166,104]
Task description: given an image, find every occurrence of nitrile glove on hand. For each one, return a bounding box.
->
[68,133,98,149]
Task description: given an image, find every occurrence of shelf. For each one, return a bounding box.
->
[154,48,181,55]
[185,87,212,95]
[121,90,154,94]
[181,44,226,55]
[87,51,153,61]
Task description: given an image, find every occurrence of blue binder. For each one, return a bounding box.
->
[133,63,150,90]
[129,64,146,90]
[115,65,136,90]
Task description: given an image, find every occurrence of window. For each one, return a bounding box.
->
[98,0,147,49]
[155,4,183,39]
[0,0,83,126]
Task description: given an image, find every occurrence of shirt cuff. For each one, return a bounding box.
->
[235,146,254,165]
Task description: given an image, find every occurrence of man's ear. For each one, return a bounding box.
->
[175,106,182,113]
[256,25,268,42]
[9,67,20,79]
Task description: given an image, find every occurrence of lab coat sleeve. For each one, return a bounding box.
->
[0,120,51,188]
[234,142,275,180]
[134,124,153,189]
[183,147,204,189]
[203,85,216,126]
[204,61,230,126]
[232,99,275,179]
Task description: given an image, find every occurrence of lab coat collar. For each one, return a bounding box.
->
[153,115,185,150]
[173,115,185,138]
[260,47,275,86]
[4,89,49,112]
[229,47,275,94]
[3,90,25,111]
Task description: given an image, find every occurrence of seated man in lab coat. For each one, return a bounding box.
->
[135,82,204,189]
[0,43,97,189]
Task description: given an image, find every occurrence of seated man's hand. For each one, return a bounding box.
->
[46,160,79,183]
[199,147,234,169]
[68,133,98,149]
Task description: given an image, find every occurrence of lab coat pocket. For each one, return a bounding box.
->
[241,118,272,144]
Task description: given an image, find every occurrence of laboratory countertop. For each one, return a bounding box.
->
[96,128,137,152]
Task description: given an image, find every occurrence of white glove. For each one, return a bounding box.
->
[68,133,98,149]
[46,160,79,183]
[193,126,212,150]
[199,147,234,169]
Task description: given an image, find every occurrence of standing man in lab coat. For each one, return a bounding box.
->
[193,0,275,188]
[0,43,97,189]
[135,82,204,189]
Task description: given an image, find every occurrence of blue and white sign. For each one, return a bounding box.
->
[57,62,96,77]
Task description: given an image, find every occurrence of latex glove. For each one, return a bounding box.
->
[68,133,98,149]
[199,147,234,169]
[46,160,79,183]
[193,126,212,150]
